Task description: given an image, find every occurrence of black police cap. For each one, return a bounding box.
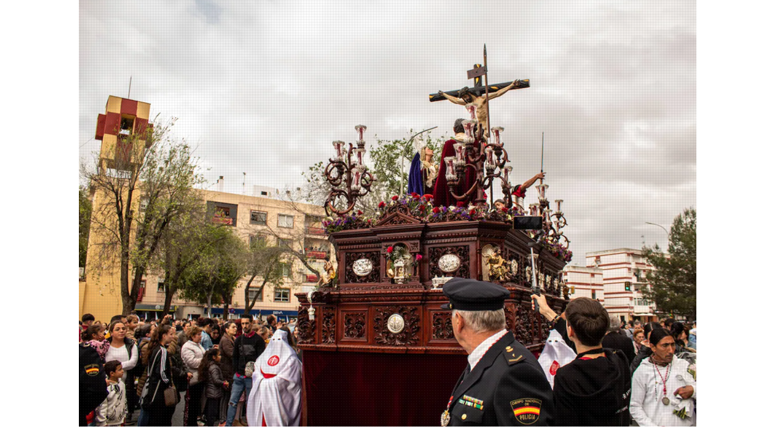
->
[440,278,510,311]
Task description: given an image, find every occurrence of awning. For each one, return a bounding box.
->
[135,304,177,312]
[204,307,298,317]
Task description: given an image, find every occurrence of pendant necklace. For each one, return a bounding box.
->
[441,396,453,426]
[653,359,671,406]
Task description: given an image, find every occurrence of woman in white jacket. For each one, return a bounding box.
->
[181,326,206,426]
[630,329,696,427]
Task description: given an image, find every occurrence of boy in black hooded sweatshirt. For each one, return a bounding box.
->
[532,295,631,426]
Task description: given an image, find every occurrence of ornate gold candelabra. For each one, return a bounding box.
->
[323,125,375,216]
[443,107,514,208]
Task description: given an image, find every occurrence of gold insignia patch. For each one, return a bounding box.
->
[508,355,524,364]
[510,398,542,425]
[505,346,513,352]
[84,364,100,376]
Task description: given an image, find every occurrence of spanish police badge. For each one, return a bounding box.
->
[510,398,542,425]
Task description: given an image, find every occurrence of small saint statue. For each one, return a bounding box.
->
[486,248,509,282]
[317,260,336,288]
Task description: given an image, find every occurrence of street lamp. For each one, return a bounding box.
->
[645,222,669,237]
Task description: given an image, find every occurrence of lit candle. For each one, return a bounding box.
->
[491,127,504,146]
[444,156,457,181]
[485,147,495,166]
[333,141,345,161]
[536,184,548,200]
[351,165,366,191]
[555,199,563,212]
[355,124,366,142]
[356,148,365,166]
[453,143,464,163]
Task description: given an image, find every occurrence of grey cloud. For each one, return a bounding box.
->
[80,0,695,261]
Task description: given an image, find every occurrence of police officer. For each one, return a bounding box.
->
[440,278,554,426]
[79,341,108,426]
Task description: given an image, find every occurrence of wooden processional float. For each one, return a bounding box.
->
[295,47,571,426]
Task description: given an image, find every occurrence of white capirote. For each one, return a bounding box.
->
[246,329,302,426]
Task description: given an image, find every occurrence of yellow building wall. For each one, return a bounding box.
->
[136,101,150,119]
[82,183,330,321]
[81,184,144,321]
[106,96,121,114]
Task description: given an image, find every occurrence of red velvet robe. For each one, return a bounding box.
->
[432,139,476,207]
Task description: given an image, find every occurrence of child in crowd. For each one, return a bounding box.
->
[199,348,228,426]
[95,360,127,426]
[258,326,271,344]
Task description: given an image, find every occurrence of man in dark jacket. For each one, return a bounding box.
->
[441,278,554,426]
[601,317,636,365]
[80,341,108,426]
[533,295,631,426]
[225,314,266,426]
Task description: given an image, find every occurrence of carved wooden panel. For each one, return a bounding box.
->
[408,241,420,252]
[322,307,336,344]
[514,304,532,345]
[428,246,470,279]
[344,251,380,283]
[431,312,455,341]
[343,311,367,340]
[504,302,517,332]
[297,307,316,345]
[373,306,421,346]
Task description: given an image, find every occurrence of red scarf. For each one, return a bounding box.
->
[244,329,257,339]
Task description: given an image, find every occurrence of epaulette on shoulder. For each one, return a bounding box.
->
[503,344,527,366]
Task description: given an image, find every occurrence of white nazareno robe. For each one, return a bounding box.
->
[246,330,302,426]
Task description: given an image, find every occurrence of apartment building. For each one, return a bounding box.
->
[585,248,657,323]
[562,265,605,302]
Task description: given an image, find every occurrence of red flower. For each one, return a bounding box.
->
[415,254,423,261]
[357,210,363,215]
[378,201,386,208]
[433,207,440,214]
[391,196,399,201]
[501,207,508,213]
[456,201,466,208]
[469,209,476,216]
[411,192,420,200]
[387,246,394,254]
[423,194,434,200]
[419,205,426,212]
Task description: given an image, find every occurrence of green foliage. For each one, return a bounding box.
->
[79,186,92,268]
[369,130,444,199]
[300,130,447,217]
[642,208,697,318]
[243,233,287,313]
[178,224,248,309]
[83,118,207,314]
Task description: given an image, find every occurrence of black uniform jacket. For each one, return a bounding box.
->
[447,331,554,426]
[79,342,108,426]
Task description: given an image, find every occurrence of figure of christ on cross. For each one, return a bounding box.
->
[437,81,519,137]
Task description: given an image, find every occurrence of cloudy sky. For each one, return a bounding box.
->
[79,0,695,264]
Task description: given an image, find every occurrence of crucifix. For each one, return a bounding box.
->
[429,45,530,138]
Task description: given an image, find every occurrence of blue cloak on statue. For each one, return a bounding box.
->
[408,152,424,196]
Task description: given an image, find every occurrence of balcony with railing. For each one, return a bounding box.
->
[306,250,328,259]
[306,225,326,235]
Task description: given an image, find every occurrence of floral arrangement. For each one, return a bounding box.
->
[378,193,433,219]
[322,210,374,233]
[540,240,573,263]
